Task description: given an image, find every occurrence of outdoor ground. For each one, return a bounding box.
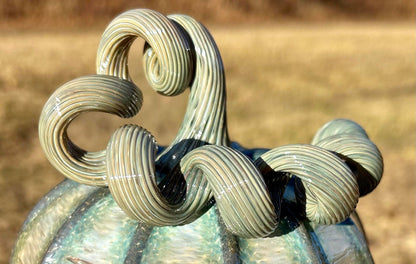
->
[0,21,414,263]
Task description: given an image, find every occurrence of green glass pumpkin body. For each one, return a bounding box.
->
[12,171,373,264]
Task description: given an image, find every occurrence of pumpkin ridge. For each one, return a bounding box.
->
[11,180,98,264]
[41,188,110,262]
[122,223,153,263]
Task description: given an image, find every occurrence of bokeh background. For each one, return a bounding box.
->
[1,1,415,263]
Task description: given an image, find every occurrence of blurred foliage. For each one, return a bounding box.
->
[0,0,414,28]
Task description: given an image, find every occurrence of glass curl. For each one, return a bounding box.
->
[39,9,384,238]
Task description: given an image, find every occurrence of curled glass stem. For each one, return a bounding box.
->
[106,125,212,226]
[39,9,384,237]
[255,144,359,225]
[97,9,193,96]
[97,9,229,176]
[311,119,383,196]
[107,125,276,238]
[180,144,277,238]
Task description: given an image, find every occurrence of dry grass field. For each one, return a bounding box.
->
[0,21,414,263]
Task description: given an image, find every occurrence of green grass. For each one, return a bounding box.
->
[0,22,414,263]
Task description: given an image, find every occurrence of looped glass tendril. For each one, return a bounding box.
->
[39,9,383,238]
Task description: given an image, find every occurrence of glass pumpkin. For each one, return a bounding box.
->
[11,9,383,264]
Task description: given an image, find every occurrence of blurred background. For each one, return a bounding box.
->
[0,0,415,263]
